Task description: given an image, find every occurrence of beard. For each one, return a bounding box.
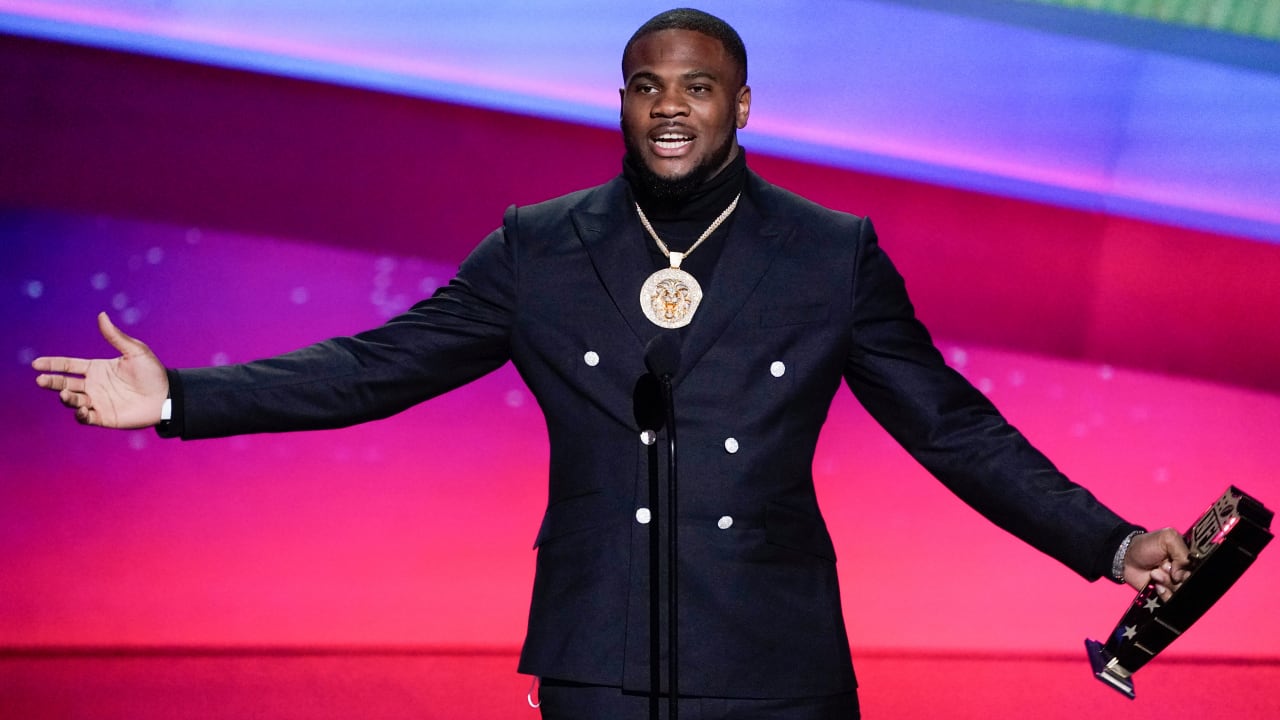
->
[623,126,737,202]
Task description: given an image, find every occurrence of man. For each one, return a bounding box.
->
[34,8,1190,719]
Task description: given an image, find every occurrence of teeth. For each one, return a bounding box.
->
[653,134,693,149]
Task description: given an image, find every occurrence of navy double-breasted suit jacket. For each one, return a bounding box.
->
[170,170,1137,698]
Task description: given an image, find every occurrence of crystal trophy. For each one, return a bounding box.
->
[1085,486,1273,698]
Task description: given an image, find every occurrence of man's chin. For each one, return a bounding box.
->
[647,155,694,177]
[623,140,724,201]
[638,162,702,201]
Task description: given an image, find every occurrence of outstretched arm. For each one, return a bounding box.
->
[32,312,169,429]
[842,218,1199,590]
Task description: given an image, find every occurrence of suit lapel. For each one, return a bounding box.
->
[571,179,657,352]
[569,172,793,381]
[677,174,791,381]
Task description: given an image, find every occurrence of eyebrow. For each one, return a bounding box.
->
[627,69,721,85]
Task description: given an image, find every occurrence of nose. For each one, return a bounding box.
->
[650,87,689,118]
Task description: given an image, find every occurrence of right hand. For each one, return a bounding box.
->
[32,312,170,429]
[1123,528,1192,602]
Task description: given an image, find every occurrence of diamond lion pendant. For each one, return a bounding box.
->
[640,267,702,329]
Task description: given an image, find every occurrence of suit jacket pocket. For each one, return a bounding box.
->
[765,502,837,562]
[533,490,614,548]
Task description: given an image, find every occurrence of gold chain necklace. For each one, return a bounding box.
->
[636,192,740,328]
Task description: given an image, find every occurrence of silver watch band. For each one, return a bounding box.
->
[1112,529,1144,581]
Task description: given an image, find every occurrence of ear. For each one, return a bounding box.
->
[619,86,626,118]
[735,85,752,129]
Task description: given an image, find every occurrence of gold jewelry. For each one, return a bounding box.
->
[636,193,740,328]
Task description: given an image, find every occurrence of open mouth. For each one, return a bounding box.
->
[651,132,694,153]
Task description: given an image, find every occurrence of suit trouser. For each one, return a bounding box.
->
[536,678,860,720]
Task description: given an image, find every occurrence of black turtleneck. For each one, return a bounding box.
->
[624,149,748,287]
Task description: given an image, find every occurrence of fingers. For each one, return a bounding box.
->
[31,314,139,375]
[1124,528,1194,596]
[33,313,139,390]
[32,356,92,377]
[1149,565,1177,601]
[59,387,100,426]
[59,387,84,409]
[1153,527,1191,562]
[35,372,87,392]
[1151,527,1193,583]
[1141,529,1191,600]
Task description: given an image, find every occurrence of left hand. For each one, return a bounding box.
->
[1122,528,1192,600]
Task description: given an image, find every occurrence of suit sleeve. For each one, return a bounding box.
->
[169,218,519,440]
[841,218,1139,581]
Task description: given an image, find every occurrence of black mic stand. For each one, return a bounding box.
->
[660,365,678,720]
[644,335,681,720]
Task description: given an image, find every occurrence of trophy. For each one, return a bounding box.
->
[1085,486,1273,698]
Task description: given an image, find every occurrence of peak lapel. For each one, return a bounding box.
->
[570,173,792,381]
[571,180,657,351]
[678,179,790,379]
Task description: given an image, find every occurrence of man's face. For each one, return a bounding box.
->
[620,29,751,197]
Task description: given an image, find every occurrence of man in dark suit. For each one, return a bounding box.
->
[34,8,1191,719]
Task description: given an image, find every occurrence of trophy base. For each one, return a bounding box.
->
[1085,638,1135,699]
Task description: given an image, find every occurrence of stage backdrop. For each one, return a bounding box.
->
[2,11,1279,718]
[6,206,1280,655]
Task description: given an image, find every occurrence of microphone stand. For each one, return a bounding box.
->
[644,335,681,720]
[659,368,678,720]
[648,412,660,720]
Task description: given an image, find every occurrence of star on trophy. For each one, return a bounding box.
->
[1086,486,1273,699]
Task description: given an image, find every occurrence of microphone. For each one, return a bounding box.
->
[644,333,681,381]
[643,333,681,720]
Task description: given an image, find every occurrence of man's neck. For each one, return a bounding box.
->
[624,148,748,223]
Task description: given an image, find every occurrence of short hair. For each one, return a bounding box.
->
[623,8,748,85]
